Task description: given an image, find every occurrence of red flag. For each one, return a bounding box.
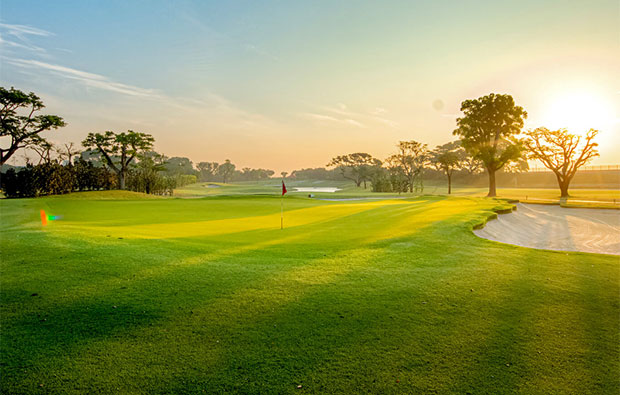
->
[282,180,287,196]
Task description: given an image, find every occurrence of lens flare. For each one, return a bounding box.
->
[40,210,63,226]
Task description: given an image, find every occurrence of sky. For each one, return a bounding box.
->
[1,0,619,172]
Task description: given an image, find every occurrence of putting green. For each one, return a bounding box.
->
[1,191,618,394]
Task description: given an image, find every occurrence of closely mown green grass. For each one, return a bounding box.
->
[1,191,618,394]
[176,180,620,206]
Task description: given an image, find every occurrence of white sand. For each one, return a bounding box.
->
[474,203,620,255]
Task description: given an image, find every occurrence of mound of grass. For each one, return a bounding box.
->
[1,194,618,394]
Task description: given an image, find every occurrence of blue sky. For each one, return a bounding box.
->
[1,0,618,171]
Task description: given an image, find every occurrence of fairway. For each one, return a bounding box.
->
[1,192,619,394]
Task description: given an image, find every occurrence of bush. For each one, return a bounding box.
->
[1,161,117,198]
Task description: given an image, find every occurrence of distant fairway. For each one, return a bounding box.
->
[175,180,620,207]
[1,191,618,394]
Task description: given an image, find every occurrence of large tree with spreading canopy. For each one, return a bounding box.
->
[453,93,527,197]
[523,127,599,198]
[82,130,154,189]
[0,87,66,165]
[327,152,381,188]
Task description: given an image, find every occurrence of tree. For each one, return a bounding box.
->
[388,141,428,193]
[453,93,527,197]
[163,157,195,176]
[197,162,219,182]
[461,153,484,176]
[0,87,66,165]
[31,140,56,165]
[216,159,235,183]
[236,168,274,181]
[384,157,409,193]
[127,152,167,194]
[82,130,154,189]
[431,141,464,194]
[289,167,343,181]
[281,171,288,179]
[327,153,381,188]
[57,142,81,165]
[523,127,599,198]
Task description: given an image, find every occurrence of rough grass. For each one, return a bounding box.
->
[1,192,618,394]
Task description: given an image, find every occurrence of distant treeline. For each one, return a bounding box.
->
[0,156,189,198]
[0,87,611,199]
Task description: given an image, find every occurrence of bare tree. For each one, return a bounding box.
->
[31,141,56,165]
[57,142,81,164]
[523,127,599,198]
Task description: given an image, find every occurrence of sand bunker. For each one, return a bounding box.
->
[475,203,620,255]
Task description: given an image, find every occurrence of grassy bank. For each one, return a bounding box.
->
[1,192,618,393]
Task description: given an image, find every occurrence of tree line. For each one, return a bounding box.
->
[1,87,599,198]
[328,93,599,197]
[0,87,278,198]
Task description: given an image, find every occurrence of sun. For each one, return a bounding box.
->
[538,90,615,134]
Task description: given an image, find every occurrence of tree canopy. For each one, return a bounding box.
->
[388,141,428,193]
[0,87,66,165]
[523,127,599,197]
[163,157,195,176]
[327,152,381,188]
[82,130,154,189]
[430,141,466,194]
[453,93,527,197]
[216,159,236,183]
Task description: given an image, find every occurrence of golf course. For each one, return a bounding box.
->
[1,186,618,394]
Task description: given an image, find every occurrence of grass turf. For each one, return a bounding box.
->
[176,180,620,207]
[1,191,618,394]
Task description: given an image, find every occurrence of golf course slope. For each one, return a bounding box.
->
[1,192,618,394]
[475,203,620,255]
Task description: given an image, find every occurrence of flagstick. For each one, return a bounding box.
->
[280,193,284,230]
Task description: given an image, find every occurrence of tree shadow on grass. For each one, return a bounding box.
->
[165,241,618,394]
[1,196,517,393]
[1,300,163,389]
[157,208,516,393]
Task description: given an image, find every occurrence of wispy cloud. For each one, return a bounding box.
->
[302,103,399,129]
[7,58,163,98]
[6,56,277,131]
[301,112,367,128]
[0,23,53,39]
[0,22,53,56]
[0,36,47,54]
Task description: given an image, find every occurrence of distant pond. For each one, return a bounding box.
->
[294,187,341,193]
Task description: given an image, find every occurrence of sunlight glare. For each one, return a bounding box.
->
[540,91,615,134]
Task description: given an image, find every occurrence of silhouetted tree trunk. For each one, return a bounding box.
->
[487,168,497,197]
[523,128,599,200]
[119,171,126,190]
[555,172,570,198]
